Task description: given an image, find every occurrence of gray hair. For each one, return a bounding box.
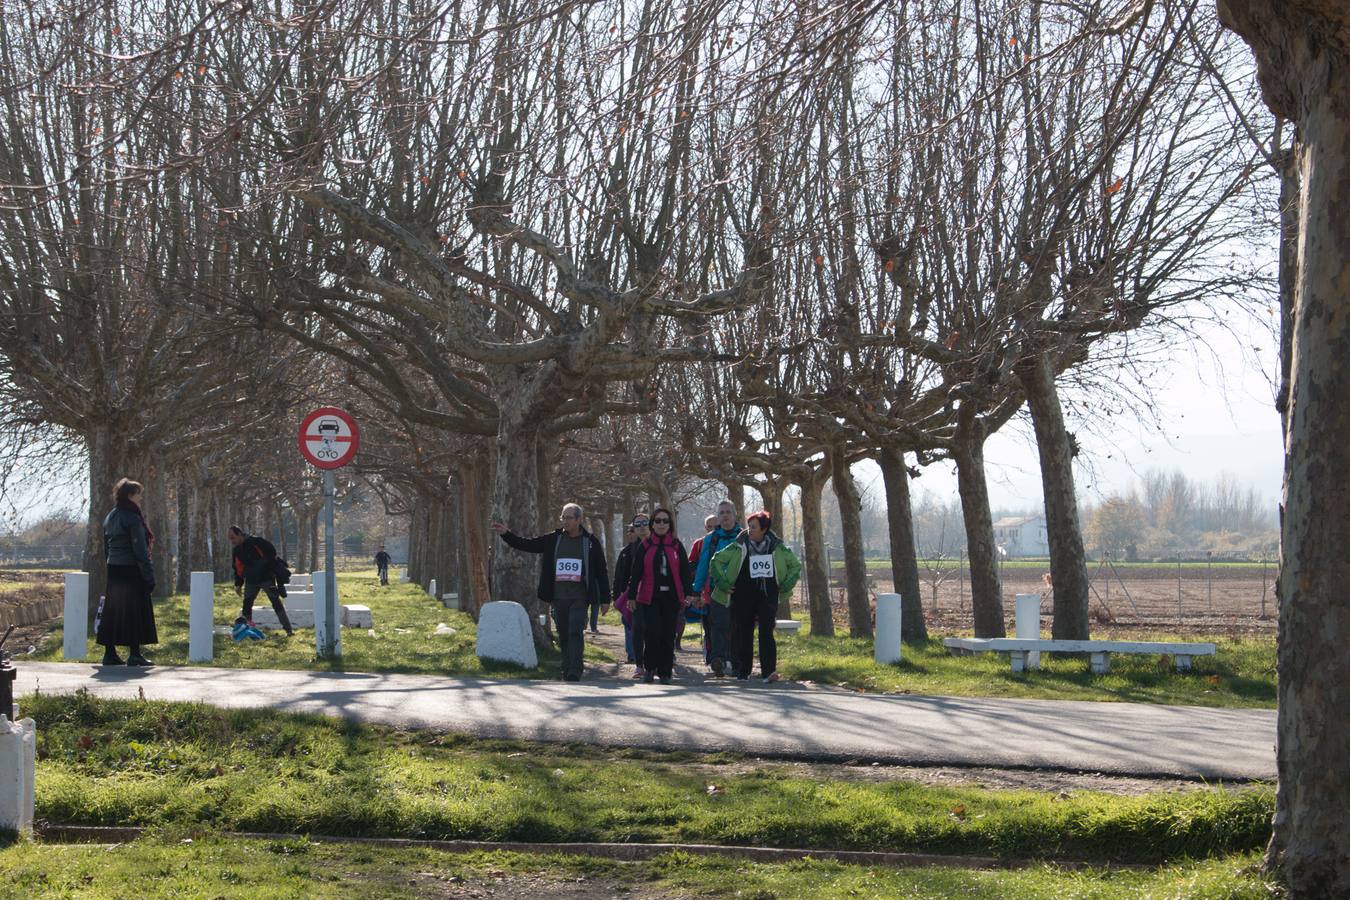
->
[716,499,737,513]
[561,502,584,520]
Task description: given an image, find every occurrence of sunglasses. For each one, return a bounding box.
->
[652,518,671,525]
[632,520,650,527]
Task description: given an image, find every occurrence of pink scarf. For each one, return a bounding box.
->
[636,534,686,607]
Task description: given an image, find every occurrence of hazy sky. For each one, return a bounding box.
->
[854,307,1284,513]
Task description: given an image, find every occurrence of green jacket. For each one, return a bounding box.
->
[708,533,802,607]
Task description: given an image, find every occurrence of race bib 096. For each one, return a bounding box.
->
[555,557,583,582]
[749,554,775,579]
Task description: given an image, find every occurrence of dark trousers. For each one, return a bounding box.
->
[589,600,600,631]
[642,593,681,679]
[378,565,389,585]
[706,600,731,667]
[242,582,293,634]
[730,592,778,678]
[632,603,647,669]
[553,597,589,679]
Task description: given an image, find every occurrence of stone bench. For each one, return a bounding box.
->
[774,619,802,634]
[943,637,1216,674]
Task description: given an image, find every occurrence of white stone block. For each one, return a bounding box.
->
[291,574,312,590]
[442,593,460,610]
[1015,594,1042,669]
[281,590,315,611]
[189,572,214,663]
[428,579,437,599]
[0,716,36,834]
[874,592,902,664]
[774,619,802,633]
[341,604,372,628]
[475,601,538,668]
[253,608,315,629]
[63,573,89,660]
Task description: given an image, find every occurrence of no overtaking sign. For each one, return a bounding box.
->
[298,407,360,469]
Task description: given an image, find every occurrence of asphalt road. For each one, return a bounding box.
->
[14,662,1276,780]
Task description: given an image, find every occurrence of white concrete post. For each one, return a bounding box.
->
[63,573,90,660]
[428,579,437,600]
[0,716,36,834]
[188,572,215,663]
[313,572,341,657]
[1015,593,1041,669]
[874,592,903,664]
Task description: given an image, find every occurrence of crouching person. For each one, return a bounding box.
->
[228,526,294,637]
[492,503,610,682]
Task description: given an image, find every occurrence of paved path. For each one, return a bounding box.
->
[14,662,1275,780]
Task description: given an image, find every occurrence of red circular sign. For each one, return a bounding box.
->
[298,407,361,469]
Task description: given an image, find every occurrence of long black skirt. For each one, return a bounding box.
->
[96,564,158,647]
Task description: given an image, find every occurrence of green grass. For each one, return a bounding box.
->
[767,630,1276,709]
[22,694,1272,864]
[0,839,1284,899]
[33,570,613,678]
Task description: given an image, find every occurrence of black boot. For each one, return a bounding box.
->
[101,646,124,666]
[126,644,153,667]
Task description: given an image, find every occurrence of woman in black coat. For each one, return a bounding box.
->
[97,478,159,666]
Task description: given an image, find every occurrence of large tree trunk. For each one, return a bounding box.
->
[953,434,1006,638]
[490,408,549,647]
[722,479,745,516]
[1216,6,1350,894]
[460,458,493,621]
[879,446,926,642]
[799,468,834,637]
[1018,353,1091,640]
[536,441,553,533]
[175,477,191,593]
[148,472,172,599]
[829,447,873,639]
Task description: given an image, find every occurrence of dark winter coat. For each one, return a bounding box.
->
[499,527,611,608]
[232,535,278,587]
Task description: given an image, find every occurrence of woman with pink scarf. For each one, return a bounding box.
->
[630,508,692,684]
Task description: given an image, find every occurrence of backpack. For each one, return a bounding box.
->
[272,556,292,585]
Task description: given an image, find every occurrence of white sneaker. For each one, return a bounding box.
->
[761,672,780,683]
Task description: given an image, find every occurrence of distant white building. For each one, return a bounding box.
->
[993,515,1049,557]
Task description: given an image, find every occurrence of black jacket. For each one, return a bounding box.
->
[232,535,278,587]
[499,527,610,608]
[612,539,642,601]
[103,507,154,585]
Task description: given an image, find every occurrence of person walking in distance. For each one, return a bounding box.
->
[492,503,610,682]
[611,515,651,674]
[628,509,692,684]
[228,526,295,637]
[691,500,742,676]
[375,546,392,586]
[710,510,801,683]
[97,478,159,666]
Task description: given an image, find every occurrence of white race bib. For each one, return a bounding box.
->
[555,557,583,582]
[749,554,775,580]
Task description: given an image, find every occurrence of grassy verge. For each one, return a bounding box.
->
[0,838,1284,900]
[33,572,613,678]
[769,630,1276,709]
[25,694,1271,864]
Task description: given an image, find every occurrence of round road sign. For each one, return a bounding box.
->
[298,407,361,469]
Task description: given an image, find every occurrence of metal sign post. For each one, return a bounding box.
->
[323,469,339,659]
[297,406,361,661]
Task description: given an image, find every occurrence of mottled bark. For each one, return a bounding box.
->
[1017,353,1091,640]
[175,479,191,593]
[799,468,834,637]
[491,408,548,646]
[1216,4,1350,894]
[879,446,926,642]
[953,434,1005,638]
[829,447,873,639]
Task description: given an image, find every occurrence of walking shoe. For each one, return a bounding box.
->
[643,671,655,684]
[710,658,724,677]
[658,676,672,685]
[101,649,124,666]
[633,667,647,680]
[126,654,154,667]
[761,672,780,683]
[736,673,749,681]
[563,674,581,682]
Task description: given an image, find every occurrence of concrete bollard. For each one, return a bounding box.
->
[63,573,90,661]
[1015,593,1042,669]
[428,579,437,600]
[874,593,903,664]
[189,572,215,663]
[0,715,36,834]
[313,573,341,658]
